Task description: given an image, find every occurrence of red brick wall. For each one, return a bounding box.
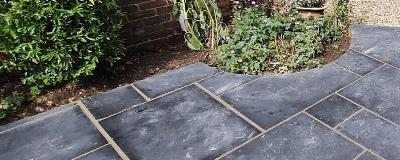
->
[120,0,232,48]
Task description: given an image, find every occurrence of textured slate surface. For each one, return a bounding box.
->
[306,94,361,127]
[340,65,400,125]
[224,114,362,160]
[200,72,258,95]
[350,25,397,51]
[338,111,400,160]
[365,36,400,68]
[0,105,106,160]
[82,85,145,119]
[134,63,220,98]
[100,85,258,160]
[221,64,358,128]
[77,145,121,160]
[357,152,380,160]
[335,50,382,75]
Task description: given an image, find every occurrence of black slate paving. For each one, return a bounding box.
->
[337,111,400,160]
[350,25,397,52]
[224,114,362,160]
[306,94,361,127]
[221,64,358,128]
[2,24,400,159]
[365,36,400,68]
[0,105,106,160]
[357,152,380,160]
[77,145,121,160]
[82,85,145,119]
[100,85,258,160]
[335,50,383,75]
[340,65,400,125]
[134,62,220,98]
[200,72,259,95]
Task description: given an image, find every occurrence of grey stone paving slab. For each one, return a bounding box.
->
[200,72,259,95]
[350,25,397,52]
[77,145,121,160]
[100,85,258,160]
[365,36,400,68]
[0,103,74,133]
[0,105,106,160]
[357,152,380,160]
[221,64,358,129]
[335,50,383,75]
[224,114,362,160]
[306,94,361,127]
[337,111,400,160]
[340,65,400,125]
[82,85,145,119]
[134,62,220,98]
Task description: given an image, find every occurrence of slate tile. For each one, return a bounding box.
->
[221,64,358,128]
[0,103,74,133]
[100,85,258,160]
[339,65,400,125]
[200,72,259,95]
[335,50,383,75]
[337,111,400,160]
[357,152,380,160]
[365,36,400,68]
[306,94,361,127]
[77,145,121,160]
[0,105,106,160]
[350,25,397,52]
[224,114,362,160]
[134,63,220,98]
[82,85,145,119]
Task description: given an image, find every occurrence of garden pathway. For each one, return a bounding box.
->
[1,24,400,160]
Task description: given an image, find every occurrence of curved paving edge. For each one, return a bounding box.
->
[1,24,400,160]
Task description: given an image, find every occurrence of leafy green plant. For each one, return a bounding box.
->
[0,0,125,95]
[171,0,223,51]
[0,92,24,119]
[295,0,326,8]
[217,0,349,74]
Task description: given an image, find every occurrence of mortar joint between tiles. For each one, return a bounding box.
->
[77,101,130,160]
[194,82,266,132]
[304,111,386,160]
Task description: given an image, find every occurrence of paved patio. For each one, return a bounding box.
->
[1,24,400,160]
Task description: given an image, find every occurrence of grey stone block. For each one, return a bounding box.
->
[82,85,145,119]
[365,36,400,68]
[100,85,258,160]
[0,105,106,160]
[224,114,362,160]
[340,65,400,125]
[306,94,361,127]
[338,111,400,160]
[77,145,121,160]
[200,72,258,95]
[221,64,358,128]
[134,63,220,98]
[335,50,383,75]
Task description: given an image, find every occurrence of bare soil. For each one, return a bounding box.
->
[0,34,350,125]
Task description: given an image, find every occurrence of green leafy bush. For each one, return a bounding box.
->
[0,0,125,94]
[0,92,24,119]
[217,0,349,74]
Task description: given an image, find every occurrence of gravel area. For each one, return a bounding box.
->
[350,0,400,27]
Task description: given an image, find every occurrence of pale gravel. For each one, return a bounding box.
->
[349,0,400,27]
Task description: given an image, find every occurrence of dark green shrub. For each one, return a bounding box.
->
[0,0,125,94]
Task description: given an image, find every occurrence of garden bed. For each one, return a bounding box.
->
[0,34,349,125]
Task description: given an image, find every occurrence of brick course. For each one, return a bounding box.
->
[120,0,232,48]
